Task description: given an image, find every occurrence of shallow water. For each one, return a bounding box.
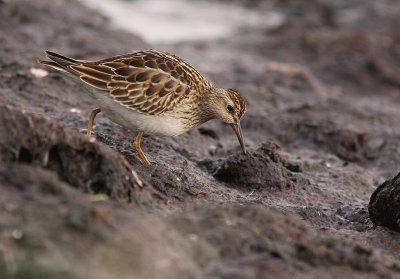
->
[80,0,284,44]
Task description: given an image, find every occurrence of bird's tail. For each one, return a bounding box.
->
[38,51,79,73]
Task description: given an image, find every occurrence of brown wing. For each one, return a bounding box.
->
[69,50,212,115]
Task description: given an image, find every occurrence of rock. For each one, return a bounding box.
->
[369,172,400,231]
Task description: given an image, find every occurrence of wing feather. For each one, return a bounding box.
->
[67,50,213,115]
[71,65,112,82]
[80,76,109,90]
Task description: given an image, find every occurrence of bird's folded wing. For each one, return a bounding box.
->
[69,50,212,115]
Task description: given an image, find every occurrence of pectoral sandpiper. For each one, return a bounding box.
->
[40,50,246,165]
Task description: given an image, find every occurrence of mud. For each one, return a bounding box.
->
[0,106,158,202]
[213,142,294,191]
[1,0,400,278]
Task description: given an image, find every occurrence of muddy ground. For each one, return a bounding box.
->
[1,0,400,278]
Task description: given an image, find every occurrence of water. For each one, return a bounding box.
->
[80,0,284,44]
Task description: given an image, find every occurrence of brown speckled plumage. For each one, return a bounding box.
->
[63,50,213,115]
[40,49,247,165]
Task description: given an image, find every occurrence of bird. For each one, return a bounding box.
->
[39,50,247,165]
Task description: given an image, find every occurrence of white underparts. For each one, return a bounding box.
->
[88,88,188,136]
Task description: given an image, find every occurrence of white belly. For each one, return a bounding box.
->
[89,90,188,137]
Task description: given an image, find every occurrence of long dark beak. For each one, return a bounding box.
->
[230,122,246,155]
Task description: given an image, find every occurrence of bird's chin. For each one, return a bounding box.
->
[230,122,246,155]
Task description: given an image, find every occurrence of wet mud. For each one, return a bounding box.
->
[1,0,400,278]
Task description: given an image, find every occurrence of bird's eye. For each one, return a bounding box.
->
[227,105,234,113]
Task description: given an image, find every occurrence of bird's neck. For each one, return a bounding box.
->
[181,89,218,129]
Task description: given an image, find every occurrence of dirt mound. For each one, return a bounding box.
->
[0,105,156,204]
[213,142,294,191]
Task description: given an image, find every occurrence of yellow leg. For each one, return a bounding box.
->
[133,132,151,166]
[87,108,101,136]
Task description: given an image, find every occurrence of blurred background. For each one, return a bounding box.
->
[1,0,400,278]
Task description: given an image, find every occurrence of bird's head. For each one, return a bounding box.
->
[206,88,247,154]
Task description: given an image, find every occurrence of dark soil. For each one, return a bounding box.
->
[1,0,400,278]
